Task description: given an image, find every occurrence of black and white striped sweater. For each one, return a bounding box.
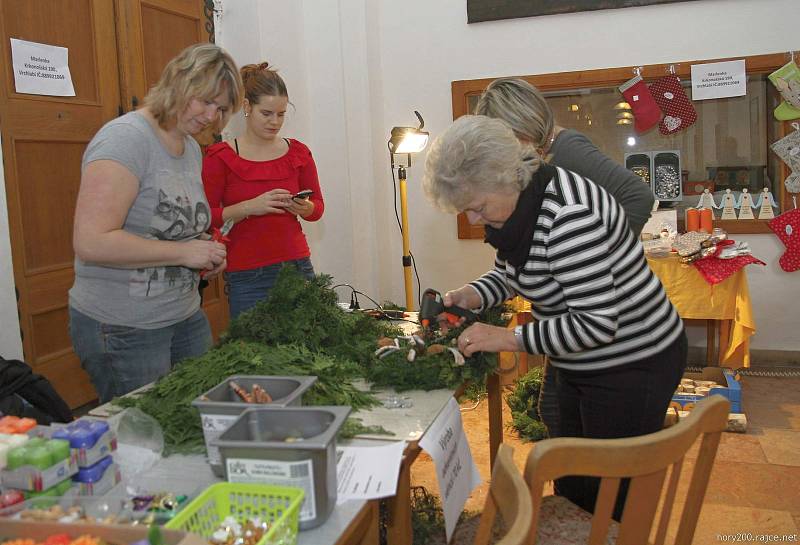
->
[470,167,682,371]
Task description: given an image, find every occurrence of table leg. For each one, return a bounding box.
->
[487,372,502,470]
[718,319,733,366]
[706,319,717,366]
[385,449,415,545]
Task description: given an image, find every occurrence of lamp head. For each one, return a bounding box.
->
[388,111,429,154]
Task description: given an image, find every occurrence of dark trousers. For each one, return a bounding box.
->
[553,329,688,520]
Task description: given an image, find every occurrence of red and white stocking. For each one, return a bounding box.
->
[650,75,697,135]
[768,208,800,272]
[619,75,661,133]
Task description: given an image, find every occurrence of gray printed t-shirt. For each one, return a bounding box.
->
[69,112,210,328]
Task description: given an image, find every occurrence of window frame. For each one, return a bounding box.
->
[451,52,793,239]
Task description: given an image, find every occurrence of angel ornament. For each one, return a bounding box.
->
[737,188,755,220]
[696,188,718,210]
[756,187,778,220]
[720,189,738,220]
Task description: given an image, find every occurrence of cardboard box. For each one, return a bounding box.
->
[671,367,741,413]
[0,519,206,545]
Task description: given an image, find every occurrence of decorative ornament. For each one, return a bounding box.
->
[755,187,778,220]
[719,188,737,220]
[770,124,800,193]
[650,75,697,135]
[768,207,800,272]
[768,61,800,121]
[736,188,755,220]
[696,188,718,210]
[619,74,661,133]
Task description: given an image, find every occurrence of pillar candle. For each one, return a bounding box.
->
[700,208,713,233]
[686,208,700,232]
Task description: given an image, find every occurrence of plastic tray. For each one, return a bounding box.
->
[165,482,303,545]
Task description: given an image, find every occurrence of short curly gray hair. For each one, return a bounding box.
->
[423,115,540,213]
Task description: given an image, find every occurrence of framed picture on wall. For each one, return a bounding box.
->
[467,0,700,23]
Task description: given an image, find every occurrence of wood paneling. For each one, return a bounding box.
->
[2,0,99,102]
[141,5,202,88]
[1,0,120,407]
[15,140,82,273]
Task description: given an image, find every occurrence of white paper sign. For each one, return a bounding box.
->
[335,441,406,503]
[419,397,482,542]
[691,60,746,101]
[10,38,76,96]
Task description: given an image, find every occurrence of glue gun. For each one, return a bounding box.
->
[419,288,477,332]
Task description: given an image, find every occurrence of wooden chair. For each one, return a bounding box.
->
[445,443,532,545]
[523,395,730,545]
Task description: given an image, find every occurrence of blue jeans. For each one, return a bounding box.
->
[69,307,212,403]
[225,258,315,320]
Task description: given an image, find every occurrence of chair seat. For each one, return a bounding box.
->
[537,495,620,545]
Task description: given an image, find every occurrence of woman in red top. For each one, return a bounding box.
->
[203,62,324,318]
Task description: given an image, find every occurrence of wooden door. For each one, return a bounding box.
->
[115,0,230,339]
[0,0,120,407]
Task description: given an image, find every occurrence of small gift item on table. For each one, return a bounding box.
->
[699,208,714,233]
[685,208,700,232]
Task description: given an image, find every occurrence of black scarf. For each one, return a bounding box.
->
[484,163,555,268]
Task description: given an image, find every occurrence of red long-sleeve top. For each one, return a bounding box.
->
[202,139,324,272]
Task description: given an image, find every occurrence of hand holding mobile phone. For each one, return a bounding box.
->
[292,189,314,201]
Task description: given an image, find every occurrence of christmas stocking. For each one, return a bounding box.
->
[768,61,800,121]
[619,75,661,133]
[650,75,697,135]
[768,208,800,272]
[770,128,800,193]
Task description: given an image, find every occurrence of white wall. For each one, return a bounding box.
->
[1,0,796,358]
[0,131,24,359]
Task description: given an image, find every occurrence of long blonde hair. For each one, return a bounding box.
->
[144,43,243,129]
[474,78,555,152]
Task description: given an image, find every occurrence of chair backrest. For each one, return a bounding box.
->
[474,443,533,545]
[523,395,730,545]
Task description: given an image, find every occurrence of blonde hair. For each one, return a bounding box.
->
[144,43,243,129]
[423,115,540,213]
[474,78,554,151]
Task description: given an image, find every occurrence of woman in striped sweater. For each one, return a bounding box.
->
[423,115,687,519]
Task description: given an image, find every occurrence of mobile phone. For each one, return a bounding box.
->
[292,189,313,201]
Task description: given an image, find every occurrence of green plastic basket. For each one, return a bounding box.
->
[165,482,304,545]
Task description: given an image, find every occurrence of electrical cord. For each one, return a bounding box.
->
[390,162,423,308]
[330,284,419,324]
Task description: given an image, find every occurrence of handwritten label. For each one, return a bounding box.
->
[419,397,482,542]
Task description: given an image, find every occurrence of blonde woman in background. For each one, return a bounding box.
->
[69,43,242,402]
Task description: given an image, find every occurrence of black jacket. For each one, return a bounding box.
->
[0,356,73,423]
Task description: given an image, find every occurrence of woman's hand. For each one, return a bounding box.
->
[246,188,292,216]
[443,285,481,310]
[437,285,482,331]
[181,239,227,270]
[457,323,517,357]
[284,196,315,218]
[202,257,227,280]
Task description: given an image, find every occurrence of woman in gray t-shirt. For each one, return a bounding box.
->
[68,44,242,403]
[473,77,655,441]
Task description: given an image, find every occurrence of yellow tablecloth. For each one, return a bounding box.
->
[647,256,755,367]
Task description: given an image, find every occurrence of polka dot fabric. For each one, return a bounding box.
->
[650,75,697,135]
[768,208,800,272]
[693,252,766,284]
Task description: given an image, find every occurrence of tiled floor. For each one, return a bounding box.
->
[411,374,800,543]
